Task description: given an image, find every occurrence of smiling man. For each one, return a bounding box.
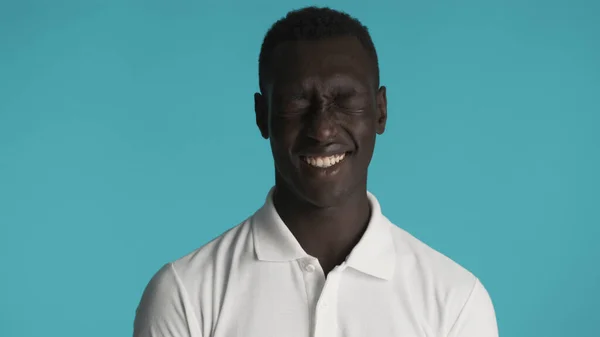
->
[134,7,498,337]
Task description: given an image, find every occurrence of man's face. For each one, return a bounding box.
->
[255,36,387,207]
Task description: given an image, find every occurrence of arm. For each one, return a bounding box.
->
[133,263,201,337]
[447,278,498,337]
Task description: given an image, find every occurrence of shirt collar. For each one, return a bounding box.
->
[252,188,396,280]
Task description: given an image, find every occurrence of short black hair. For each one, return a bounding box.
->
[258,6,379,94]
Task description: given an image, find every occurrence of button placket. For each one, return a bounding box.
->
[313,268,343,337]
[298,258,325,308]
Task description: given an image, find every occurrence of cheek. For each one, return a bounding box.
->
[271,117,303,146]
[272,130,296,152]
[270,124,299,162]
[270,114,294,136]
[348,118,376,147]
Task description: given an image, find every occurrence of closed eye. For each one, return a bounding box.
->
[280,99,311,116]
[335,94,368,112]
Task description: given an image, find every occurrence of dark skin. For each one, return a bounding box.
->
[254,36,388,275]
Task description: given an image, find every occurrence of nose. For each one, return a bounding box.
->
[306,109,337,142]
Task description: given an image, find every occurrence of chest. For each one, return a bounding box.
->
[202,262,433,337]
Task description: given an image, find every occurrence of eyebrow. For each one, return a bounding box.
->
[275,71,371,99]
[299,76,368,92]
[279,87,308,100]
[327,74,371,92]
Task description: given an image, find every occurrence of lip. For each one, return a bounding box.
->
[295,142,353,157]
[299,151,351,159]
[297,151,352,177]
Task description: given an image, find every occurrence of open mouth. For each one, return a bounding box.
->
[300,152,351,169]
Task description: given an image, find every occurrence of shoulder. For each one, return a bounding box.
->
[170,218,253,287]
[133,263,196,337]
[134,219,253,336]
[385,218,495,334]
[388,221,476,287]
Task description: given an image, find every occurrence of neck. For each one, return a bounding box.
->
[272,177,371,270]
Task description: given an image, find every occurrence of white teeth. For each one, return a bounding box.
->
[303,153,347,168]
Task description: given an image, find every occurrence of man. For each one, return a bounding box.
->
[134,6,498,337]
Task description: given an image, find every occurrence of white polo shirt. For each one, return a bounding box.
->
[134,190,498,337]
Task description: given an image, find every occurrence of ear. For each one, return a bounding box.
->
[254,92,269,139]
[375,86,388,135]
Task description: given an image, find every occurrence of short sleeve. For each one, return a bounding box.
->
[133,263,201,337]
[447,278,498,337]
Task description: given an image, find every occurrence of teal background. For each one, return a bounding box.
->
[1,0,598,336]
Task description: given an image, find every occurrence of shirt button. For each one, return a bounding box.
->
[304,263,316,273]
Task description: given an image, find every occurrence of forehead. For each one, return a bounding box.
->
[269,36,376,91]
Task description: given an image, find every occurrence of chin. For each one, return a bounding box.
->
[274,165,356,208]
[298,185,349,208]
